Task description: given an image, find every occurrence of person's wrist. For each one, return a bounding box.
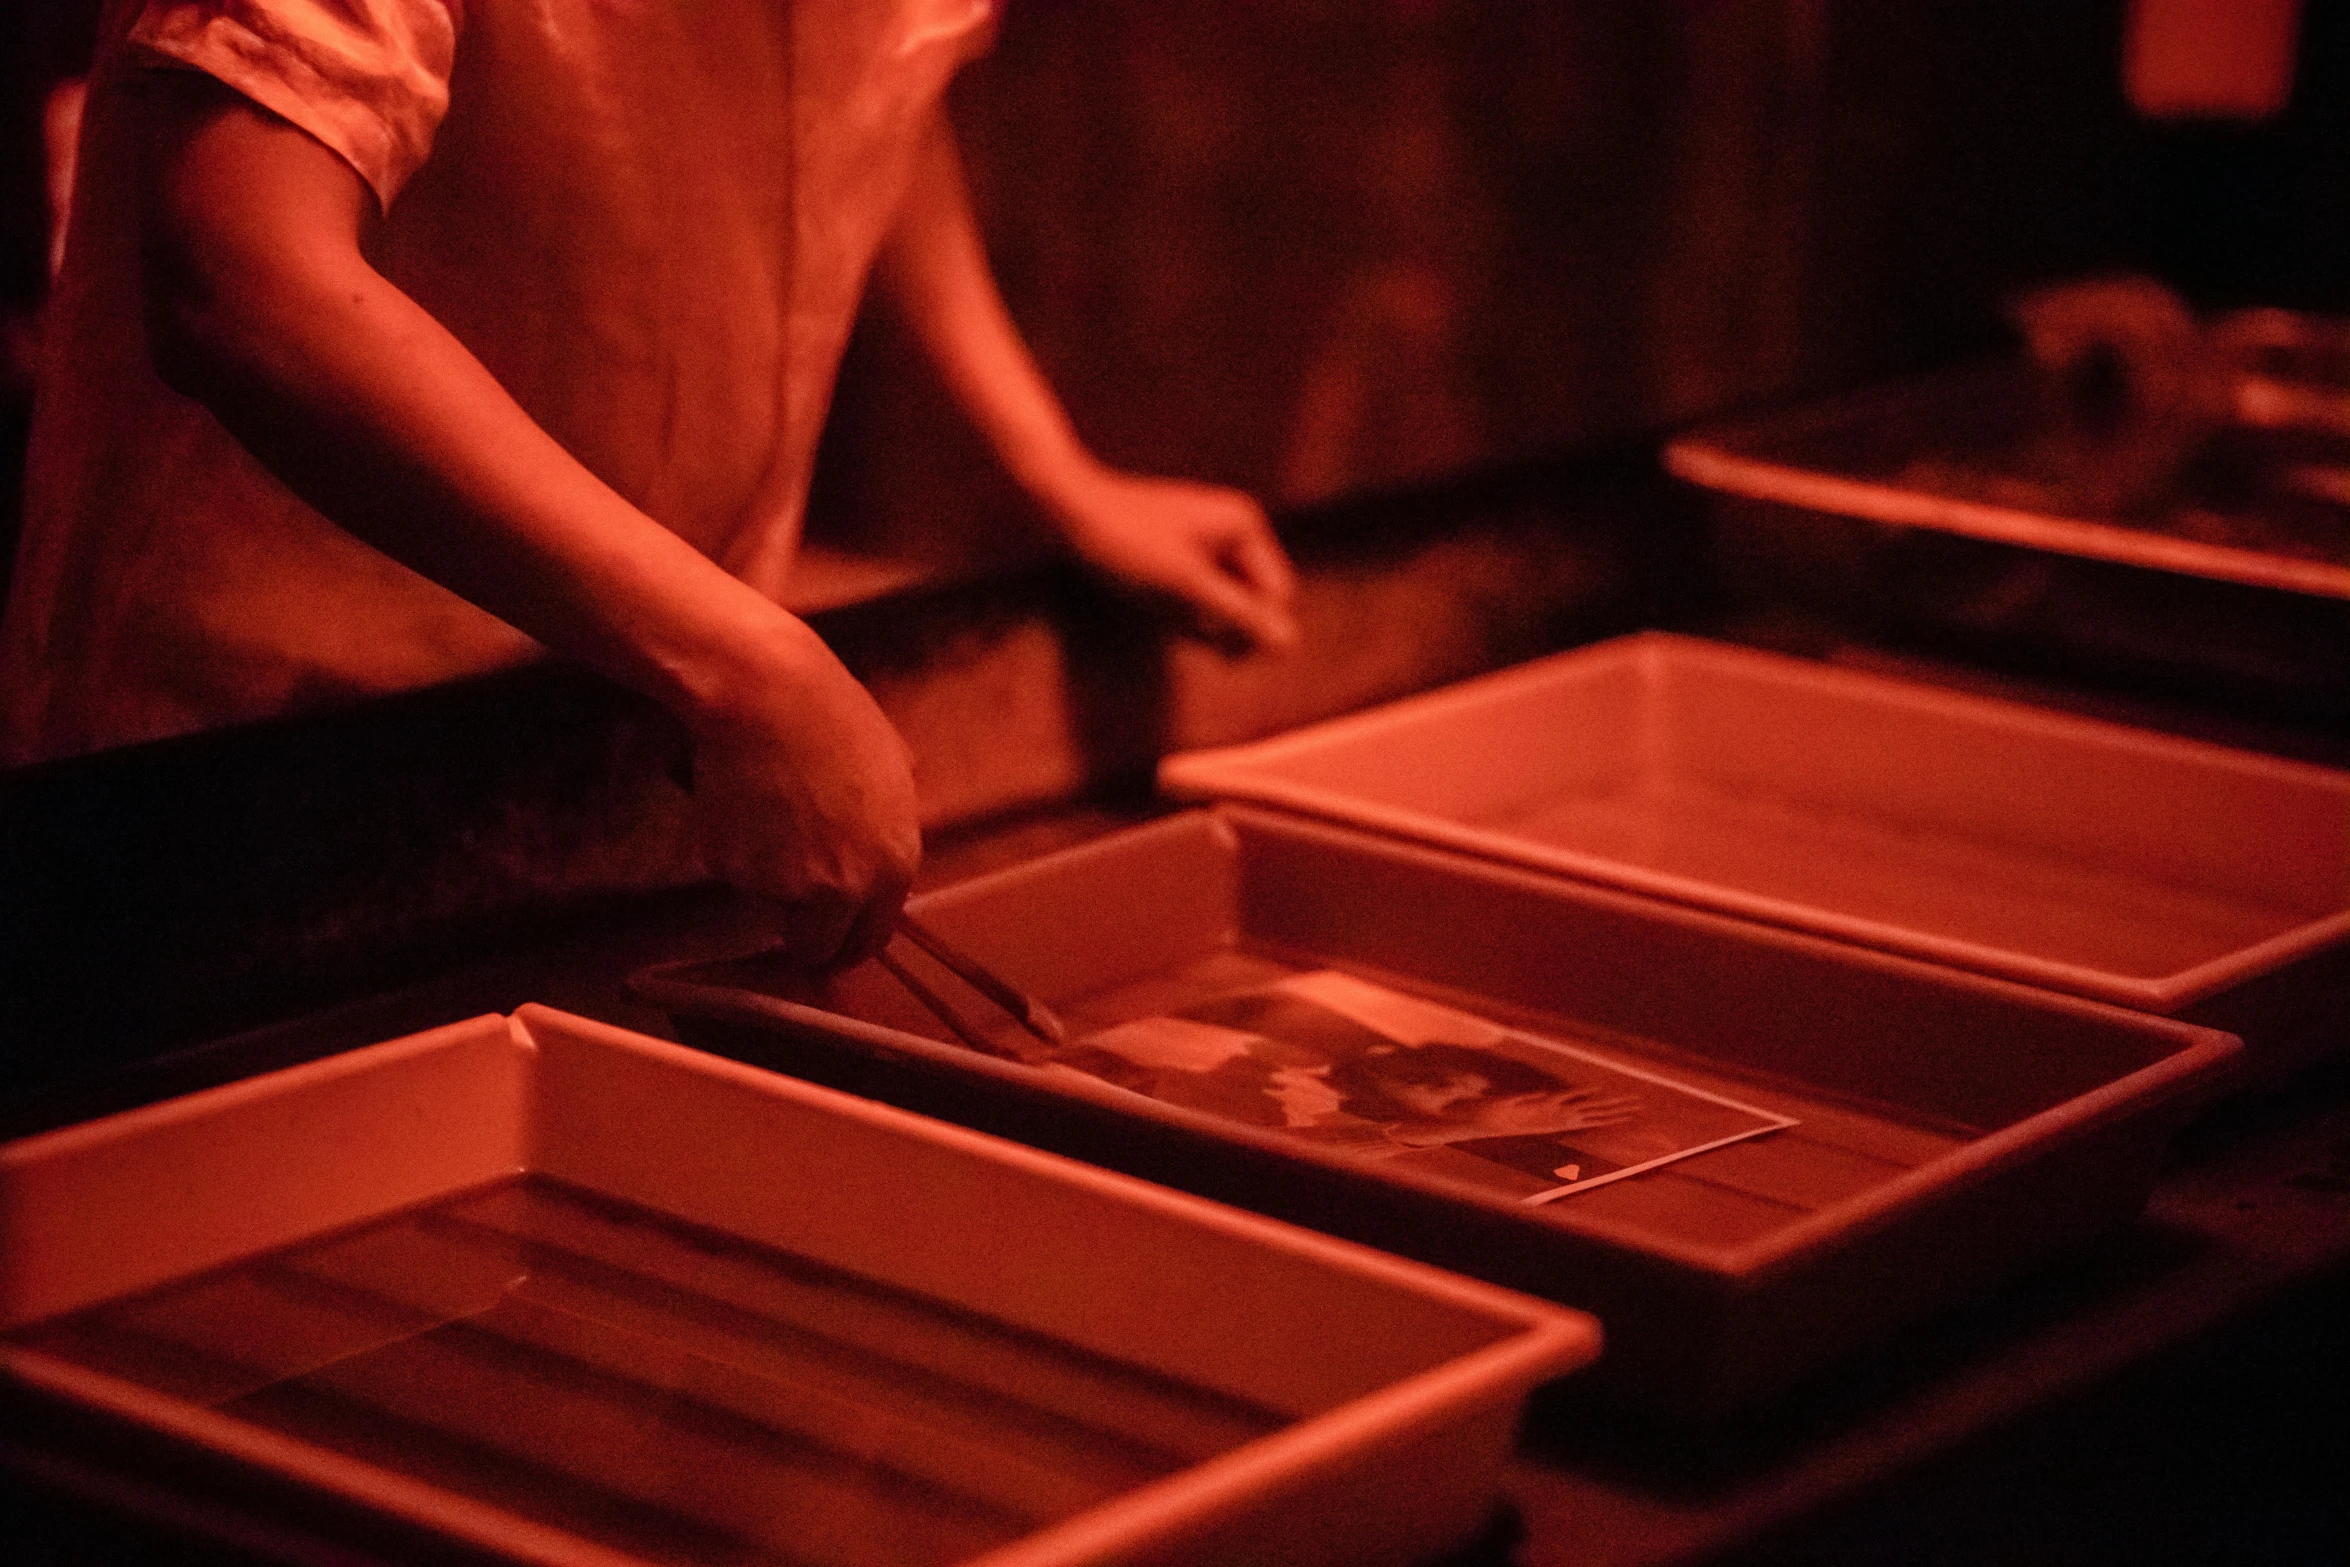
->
[671,604,836,744]
[1008,437,1116,538]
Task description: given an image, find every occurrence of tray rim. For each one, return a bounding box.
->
[3,1005,1598,1567]
[1157,631,2350,1013]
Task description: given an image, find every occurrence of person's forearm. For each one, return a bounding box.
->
[141,78,817,733]
[869,106,1299,654]
[872,109,1100,501]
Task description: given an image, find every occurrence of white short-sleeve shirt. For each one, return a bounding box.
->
[2,0,994,762]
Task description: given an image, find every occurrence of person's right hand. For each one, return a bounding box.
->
[130,72,918,953]
[685,623,922,971]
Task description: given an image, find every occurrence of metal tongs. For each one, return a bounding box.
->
[876,913,1066,1061]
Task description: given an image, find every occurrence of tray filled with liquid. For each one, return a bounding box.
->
[2,1009,1594,1567]
[1157,633,2350,1076]
[635,807,2241,1423]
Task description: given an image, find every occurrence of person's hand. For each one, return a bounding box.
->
[685,623,922,971]
[1047,462,1300,656]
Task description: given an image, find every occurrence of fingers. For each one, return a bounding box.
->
[1059,471,1303,655]
[830,865,914,971]
[1222,530,1301,651]
[1224,505,1299,603]
[743,856,913,973]
[1207,500,1300,652]
[1188,488,1294,601]
[1184,557,1299,655]
[755,889,864,974]
[1168,495,1297,654]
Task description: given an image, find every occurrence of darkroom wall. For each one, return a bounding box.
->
[810,1,2121,560]
[6,1,2344,584]
[810,0,2345,564]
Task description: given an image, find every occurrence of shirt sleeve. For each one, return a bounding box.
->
[126,0,461,210]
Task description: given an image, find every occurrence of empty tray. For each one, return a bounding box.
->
[1,1007,1595,1567]
[634,808,2240,1422]
[1159,632,2350,1074]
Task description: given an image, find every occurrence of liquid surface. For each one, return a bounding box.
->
[15,1176,1284,1566]
[1494,779,2303,980]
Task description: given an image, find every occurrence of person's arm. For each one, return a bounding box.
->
[137,72,919,966]
[872,110,1299,655]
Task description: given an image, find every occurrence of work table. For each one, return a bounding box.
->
[8,786,2346,1566]
[5,454,2344,1563]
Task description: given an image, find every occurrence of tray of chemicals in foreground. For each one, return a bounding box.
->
[633,808,2240,1423]
[1158,632,2350,1075]
[2,1008,1595,1567]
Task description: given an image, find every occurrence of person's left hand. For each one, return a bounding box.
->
[1046,463,1300,656]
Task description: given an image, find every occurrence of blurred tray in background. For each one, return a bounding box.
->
[1661,315,2350,726]
[1665,354,2350,601]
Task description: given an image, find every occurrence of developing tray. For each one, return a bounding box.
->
[634,808,2240,1423]
[1158,632,2350,1075]
[1,1007,1595,1567]
[1662,360,2350,601]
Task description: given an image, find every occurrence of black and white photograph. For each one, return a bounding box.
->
[1056,970,1796,1202]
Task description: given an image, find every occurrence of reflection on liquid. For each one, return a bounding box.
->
[13,1176,1284,1567]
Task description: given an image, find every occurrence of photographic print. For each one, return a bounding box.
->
[1050,971,1795,1203]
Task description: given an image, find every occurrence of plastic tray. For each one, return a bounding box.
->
[1,1007,1594,1567]
[1159,632,2350,1074]
[1662,361,2350,601]
[635,808,2240,1422]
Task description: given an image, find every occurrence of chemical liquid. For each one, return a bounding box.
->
[14,1175,1285,1566]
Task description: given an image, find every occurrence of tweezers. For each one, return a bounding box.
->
[877,912,1067,1061]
